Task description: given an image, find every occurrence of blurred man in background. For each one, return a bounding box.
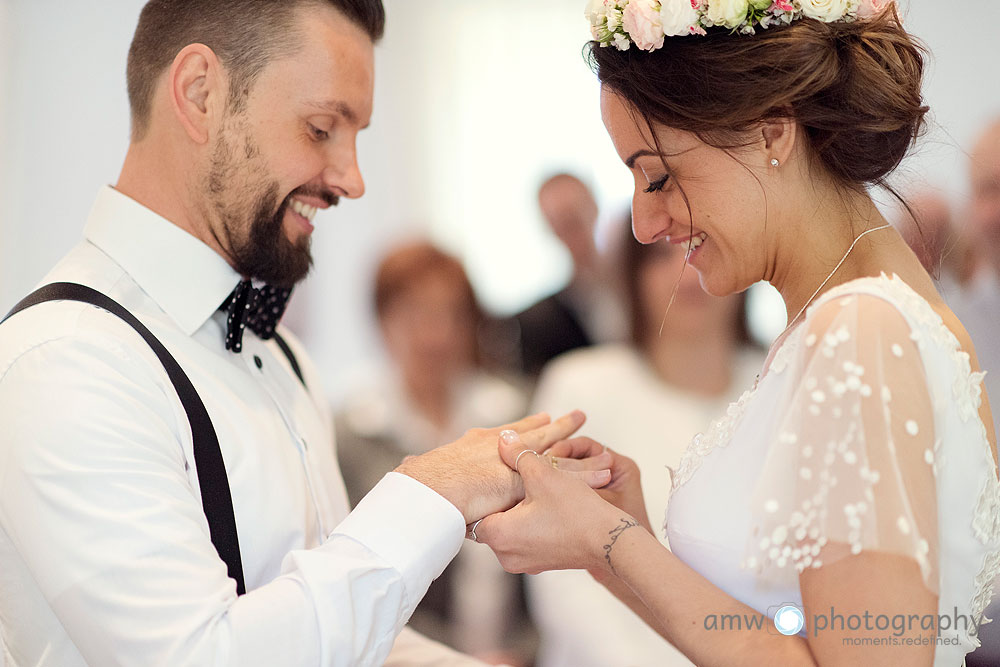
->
[513,173,626,377]
[964,116,1000,667]
[894,192,979,295]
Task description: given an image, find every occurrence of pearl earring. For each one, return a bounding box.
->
[770,158,780,167]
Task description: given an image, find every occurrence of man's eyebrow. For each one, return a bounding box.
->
[307,99,369,129]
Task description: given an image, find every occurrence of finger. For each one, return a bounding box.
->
[543,436,606,460]
[551,451,613,472]
[519,410,586,452]
[498,429,536,470]
[568,469,613,488]
[469,512,502,549]
[498,412,551,434]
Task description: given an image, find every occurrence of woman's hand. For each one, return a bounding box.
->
[545,437,653,534]
[395,411,612,524]
[474,431,637,575]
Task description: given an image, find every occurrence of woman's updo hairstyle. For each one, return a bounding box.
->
[587,5,928,191]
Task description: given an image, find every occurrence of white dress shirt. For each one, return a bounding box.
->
[0,187,472,667]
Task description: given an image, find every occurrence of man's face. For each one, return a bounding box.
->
[970,122,1000,269]
[538,179,599,264]
[203,5,374,286]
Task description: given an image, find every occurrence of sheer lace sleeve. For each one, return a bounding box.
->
[745,293,939,594]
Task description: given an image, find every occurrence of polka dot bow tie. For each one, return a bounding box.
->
[219,280,293,353]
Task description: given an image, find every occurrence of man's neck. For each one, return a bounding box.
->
[116,141,235,270]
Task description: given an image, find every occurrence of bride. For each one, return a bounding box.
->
[474,2,1000,665]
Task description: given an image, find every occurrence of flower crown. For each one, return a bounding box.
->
[586,0,893,50]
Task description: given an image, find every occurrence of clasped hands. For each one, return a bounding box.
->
[395,410,651,576]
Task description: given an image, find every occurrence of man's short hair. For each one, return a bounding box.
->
[126,0,385,140]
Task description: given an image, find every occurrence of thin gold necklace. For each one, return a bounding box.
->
[781,223,892,336]
[752,223,892,390]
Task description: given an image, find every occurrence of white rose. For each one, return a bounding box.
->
[798,0,851,22]
[705,0,748,30]
[660,0,701,37]
[585,0,607,19]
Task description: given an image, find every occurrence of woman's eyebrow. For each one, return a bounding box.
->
[625,149,661,169]
[625,147,694,169]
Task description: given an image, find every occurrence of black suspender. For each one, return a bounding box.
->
[2,282,307,597]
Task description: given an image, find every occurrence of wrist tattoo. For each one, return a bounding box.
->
[603,517,639,575]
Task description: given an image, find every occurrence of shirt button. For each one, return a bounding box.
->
[253,355,263,370]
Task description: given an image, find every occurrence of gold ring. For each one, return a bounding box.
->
[549,456,559,469]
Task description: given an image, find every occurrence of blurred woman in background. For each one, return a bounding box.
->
[527,219,763,667]
[335,241,531,666]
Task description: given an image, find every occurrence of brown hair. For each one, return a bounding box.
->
[587,6,928,191]
[373,241,482,327]
[126,0,385,140]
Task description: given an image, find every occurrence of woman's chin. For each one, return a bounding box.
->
[696,270,743,299]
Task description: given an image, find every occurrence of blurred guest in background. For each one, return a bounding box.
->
[526,222,763,667]
[947,119,1000,423]
[335,241,532,666]
[893,192,980,298]
[963,116,1000,667]
[513,173,626,377]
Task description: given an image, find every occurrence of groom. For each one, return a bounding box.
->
[0,1,591,665]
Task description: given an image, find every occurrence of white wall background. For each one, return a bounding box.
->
[2,0,999,403]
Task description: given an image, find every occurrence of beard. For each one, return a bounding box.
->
[230,183,313,287]
[206,125,327,288]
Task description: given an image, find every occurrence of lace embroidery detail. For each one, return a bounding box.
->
[971,549,1000,646]
[666,328,800,504]
[668,388,754,496]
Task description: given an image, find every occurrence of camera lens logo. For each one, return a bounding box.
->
[773,604,805,636]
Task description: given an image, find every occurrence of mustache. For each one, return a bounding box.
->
[287,186,339,208]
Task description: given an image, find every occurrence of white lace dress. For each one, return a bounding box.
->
[665,274,1000,665]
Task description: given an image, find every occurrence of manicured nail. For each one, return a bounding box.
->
[596,469,612,482]
[500,429,520,444]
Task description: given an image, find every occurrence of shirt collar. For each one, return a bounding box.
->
[84,185,242,336]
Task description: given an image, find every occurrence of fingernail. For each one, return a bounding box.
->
[500,429,520,444]
[597,469,611,482]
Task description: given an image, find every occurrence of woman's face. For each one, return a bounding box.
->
[601,88,773,297]
[636,242,742,342]
[379,273,477,384]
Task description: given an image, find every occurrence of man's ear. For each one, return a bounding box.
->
[760,117,798,168]
[167,43,225,145]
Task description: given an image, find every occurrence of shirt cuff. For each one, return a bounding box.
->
[331,472,466,596]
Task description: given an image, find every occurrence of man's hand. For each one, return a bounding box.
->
[395,411,607,523]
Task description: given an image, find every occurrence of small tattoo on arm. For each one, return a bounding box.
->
[603,517,640,575]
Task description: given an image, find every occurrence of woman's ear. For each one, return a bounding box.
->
[760,117,798,169]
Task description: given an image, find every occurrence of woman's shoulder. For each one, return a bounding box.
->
[802,273,963,356]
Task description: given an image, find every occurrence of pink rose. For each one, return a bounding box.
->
[857,0,893,19]
[622,0,666,51]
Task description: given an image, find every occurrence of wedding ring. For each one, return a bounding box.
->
[469,518,483,543]
[549,456,559,469]
[514,449,538,473]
